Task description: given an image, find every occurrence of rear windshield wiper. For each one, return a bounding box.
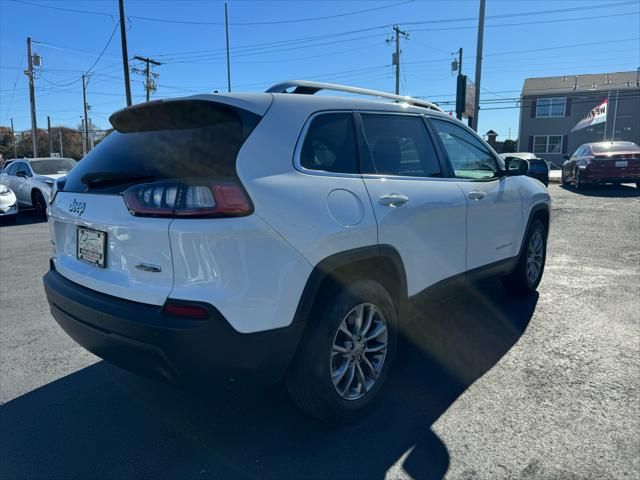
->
[81,172,156,190]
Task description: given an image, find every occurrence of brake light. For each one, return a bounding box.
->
[163,302,210,319]
[123,180,253,218]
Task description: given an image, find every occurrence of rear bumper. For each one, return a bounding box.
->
[43,266,304,387]
[583,170,640,183]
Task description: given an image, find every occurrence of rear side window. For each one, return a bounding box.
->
[63,100,261,193]
[300,113,357,174]
[360,114,442,177]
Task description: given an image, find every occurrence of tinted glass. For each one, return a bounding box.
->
[63,100,261,193]
[300,113,357,174]
[360,114,441,177]
[430,119,500,180]
[30,159,77,175]
[591,142,640,154]
[7,163,20,175]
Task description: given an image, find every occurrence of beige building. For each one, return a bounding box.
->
[517,70,640,166]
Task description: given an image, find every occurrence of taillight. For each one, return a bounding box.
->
[49,177,66,204]
[123,180,253,218]
[163,301,210,319]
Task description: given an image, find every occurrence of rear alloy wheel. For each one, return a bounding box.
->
[286,279,397,424]
[32,190,47,219]
[330,303,388,401]
[503,219,547,294]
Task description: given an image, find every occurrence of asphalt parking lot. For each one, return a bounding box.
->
[0,184,638,480]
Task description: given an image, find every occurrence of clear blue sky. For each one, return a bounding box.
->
[1,0,639,140]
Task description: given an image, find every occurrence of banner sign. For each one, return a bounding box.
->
[571,98,607,132]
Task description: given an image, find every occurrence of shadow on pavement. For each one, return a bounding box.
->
[560,183,640,197]
[0,209,46,227]
[0,280,537,480]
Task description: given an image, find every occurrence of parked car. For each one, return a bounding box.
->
[43,81,551,423]
[561,141,640,190]
[0,183,18,223]
[0,157,77,217]
[501,152,549,186]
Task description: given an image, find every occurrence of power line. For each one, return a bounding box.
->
[409,10,639,33]
[9,0,115,19]
[130,0,415,26]
[85,22,120,74]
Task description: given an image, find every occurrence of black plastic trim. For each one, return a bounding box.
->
[291,244,409,326]
[43,268,304,386]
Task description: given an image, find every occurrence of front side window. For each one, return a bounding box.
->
[360,114,441,177]
[300,113,357,174]
[7,163,20,176]
[430,118,500,180]
[533,135,563,154]
[536,97,566,117]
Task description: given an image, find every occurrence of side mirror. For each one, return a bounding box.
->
[16,171,27,178]
[562,154,571,161]
[504,157,529,176]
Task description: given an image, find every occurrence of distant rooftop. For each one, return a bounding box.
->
[522,71,640,95]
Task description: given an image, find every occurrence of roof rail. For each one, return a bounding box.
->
[265,80,443,112]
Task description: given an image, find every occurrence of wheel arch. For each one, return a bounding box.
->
[292,245,409,328]
[518,203,550,257]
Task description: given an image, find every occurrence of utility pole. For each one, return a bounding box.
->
[82,74,90,154]
[47,116,53,155]
[118,0,132,106]
[389,25,408,96]
[453,47,465,120]
[10,118,17,158]
[26,37,38,157]
[58,128,64,157]
[471,0,486,132]
[225,2,231,92]
[132,56,161,102]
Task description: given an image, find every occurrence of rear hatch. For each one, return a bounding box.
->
[49,96,268,306]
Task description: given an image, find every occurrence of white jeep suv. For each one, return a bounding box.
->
[43,81,550,423]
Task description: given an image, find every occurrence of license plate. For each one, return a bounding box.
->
[615,160,628,167]
[77,227,106,268]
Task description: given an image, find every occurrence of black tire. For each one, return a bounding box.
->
[636,181,639,190]
[502,219,547,295]
[286,279,397,424]
[32,190,47,219]
[575,171,586,190]
[561,172,568,187]
[0,214,17,225]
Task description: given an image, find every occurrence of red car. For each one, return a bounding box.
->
[562,141,640,190]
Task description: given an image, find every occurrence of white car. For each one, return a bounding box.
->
[0,157,77,218]
[43,81,550,423]
[0,183,18,222]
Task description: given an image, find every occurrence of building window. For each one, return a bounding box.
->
[533,135,563,154]
[536,97,566,117]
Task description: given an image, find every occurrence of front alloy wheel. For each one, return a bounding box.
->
[330,303,388,401]
[525,229,544,286]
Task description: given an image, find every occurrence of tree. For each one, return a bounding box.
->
[502,139,517,153]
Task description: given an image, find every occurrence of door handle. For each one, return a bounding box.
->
[468,191,487,201]
[379,193,409,207]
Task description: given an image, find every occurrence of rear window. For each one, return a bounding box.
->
[31,158,77,175]
[591,142,640,154]
[63,100,261,193]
